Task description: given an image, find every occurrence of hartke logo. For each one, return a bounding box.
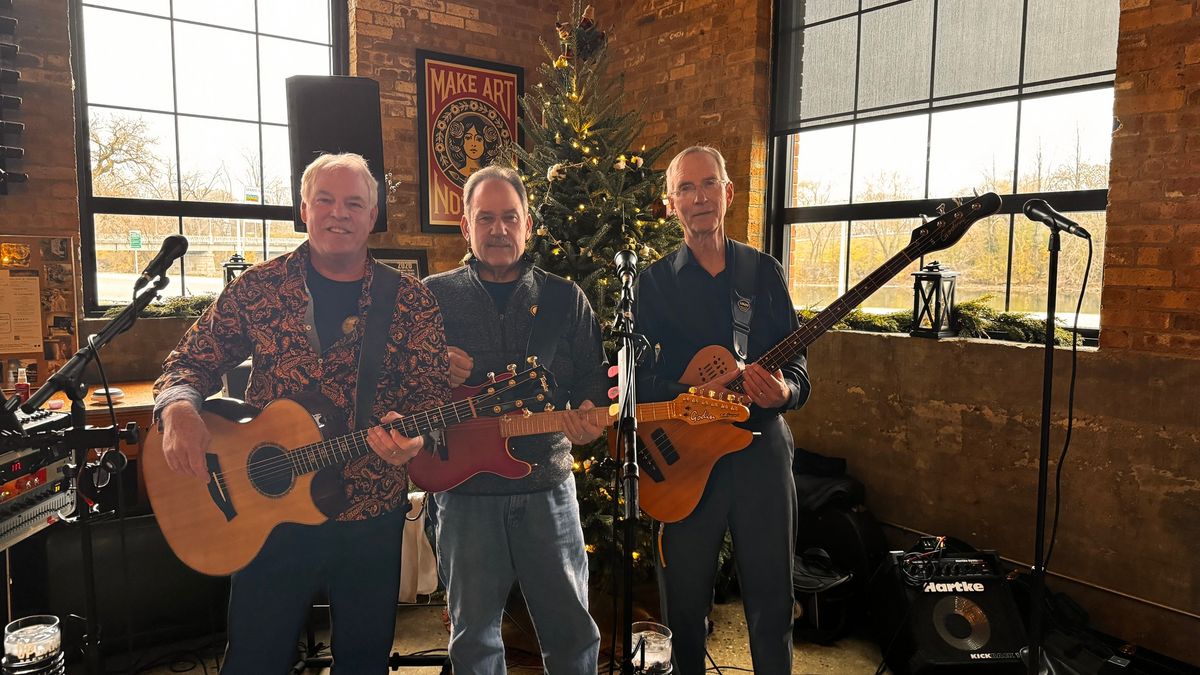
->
[923,581,985,593]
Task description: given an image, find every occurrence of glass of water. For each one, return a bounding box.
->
[630,621,672,674]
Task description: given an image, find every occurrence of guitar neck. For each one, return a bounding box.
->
[730,244,921,393]
[287,400,477,475]
[497,401,682,438]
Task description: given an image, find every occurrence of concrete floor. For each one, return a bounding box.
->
[131,595,885,674]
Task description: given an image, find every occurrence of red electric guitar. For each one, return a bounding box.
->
[408,390,749,493]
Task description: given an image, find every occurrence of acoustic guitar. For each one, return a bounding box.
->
[143,362,552,576]
[408,391,749,492]
[636,193,1003,522]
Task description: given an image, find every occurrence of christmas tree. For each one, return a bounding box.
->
[506,2,681,584]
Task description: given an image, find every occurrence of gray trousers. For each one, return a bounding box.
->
[656,416,797,675]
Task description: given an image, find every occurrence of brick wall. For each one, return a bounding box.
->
[1101,0,1200,355]
[349,0,563,273]
[0,0,77,236]
[608,0,773,247]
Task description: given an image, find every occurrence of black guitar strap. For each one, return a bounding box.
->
[525,270,573,369]
[354,262,403,431]
[730,241,759,362]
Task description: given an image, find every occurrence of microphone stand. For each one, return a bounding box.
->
[610,254,642,675]
[21,275,165,675]
[1027,227,1060,675]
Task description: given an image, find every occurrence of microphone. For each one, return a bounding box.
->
[614,249,638,283]
[1022,199,1090,239]
[133,235,190,291]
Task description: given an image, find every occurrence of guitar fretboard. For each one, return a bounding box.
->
[497,401,682,438]
[726,193,999,393]
[284,399,478,475]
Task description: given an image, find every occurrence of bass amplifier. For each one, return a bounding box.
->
[873,550,1027,675]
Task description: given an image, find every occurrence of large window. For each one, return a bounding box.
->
[771,0,1118,329]
[72,0,345,311]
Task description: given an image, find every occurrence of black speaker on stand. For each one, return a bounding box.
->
[873,550,1027,675]
[285,75,388,233]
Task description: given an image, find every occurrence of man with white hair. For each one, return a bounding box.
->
[635,145,811,674]
[154,152,450,673]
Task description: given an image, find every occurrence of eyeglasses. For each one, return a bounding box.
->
[669,177,728,200]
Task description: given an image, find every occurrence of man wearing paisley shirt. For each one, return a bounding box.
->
[153,153,450,673]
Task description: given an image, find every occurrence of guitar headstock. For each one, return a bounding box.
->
[674,391,750,425]
[908,192,1003,256]
[474,363,557,418]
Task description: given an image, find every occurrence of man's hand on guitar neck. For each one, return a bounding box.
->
[700,363,789,410]
[741,362,790,409]
[367,412,426,467]
[160,401,213,481]
[562,400,605,445]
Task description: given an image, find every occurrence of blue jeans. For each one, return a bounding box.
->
[433,477,600,674]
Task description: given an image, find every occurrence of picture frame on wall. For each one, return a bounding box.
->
[416,50,524,234]
[371,248,429,279]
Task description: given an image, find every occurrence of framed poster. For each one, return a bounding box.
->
[371,248,428,279]
[416,50,523,234]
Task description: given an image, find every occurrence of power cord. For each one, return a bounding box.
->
[1043,237,1093,571]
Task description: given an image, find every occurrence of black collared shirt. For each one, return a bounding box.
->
[634,240,811,427]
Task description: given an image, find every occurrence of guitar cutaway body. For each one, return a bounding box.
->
[143,397,332,576]
[624,344,753,523]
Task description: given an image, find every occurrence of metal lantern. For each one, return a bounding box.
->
[222,253,251,286]
[911,260,957,339]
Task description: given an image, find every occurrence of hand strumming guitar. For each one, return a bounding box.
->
[160,400,213,481]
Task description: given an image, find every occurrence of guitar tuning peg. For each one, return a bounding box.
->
[486,371,496,382]
[522,409,533,418]
[971,188,979,198]
[707,389,717,398]
[687,386,697,394]
[527,355,540,367]
[919,214,930,225]
[507,364,518,375]
[726,394,738,402]
[544,403,555,412]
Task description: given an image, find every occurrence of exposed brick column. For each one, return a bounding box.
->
[0,0,78,237]
[608,0,774,248]
[1102,0,1200,355]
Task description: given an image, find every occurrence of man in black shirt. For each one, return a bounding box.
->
[635,146,811,674]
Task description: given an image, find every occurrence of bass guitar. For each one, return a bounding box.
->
[143,362,552,576]
[636,193,1003,522]
[408,391,749,492]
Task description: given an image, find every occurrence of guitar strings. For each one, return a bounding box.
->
[205,379,538,483]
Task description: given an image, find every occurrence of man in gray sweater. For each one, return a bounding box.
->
[423,165,607,674]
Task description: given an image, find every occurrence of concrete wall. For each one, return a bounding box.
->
[788,332,1200,662]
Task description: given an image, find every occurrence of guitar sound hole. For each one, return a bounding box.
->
[247,444,295,498]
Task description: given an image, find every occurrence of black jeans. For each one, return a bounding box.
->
[657,416,797,675]
[222,508,407,674]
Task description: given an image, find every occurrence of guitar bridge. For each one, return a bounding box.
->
[205,453,237,522]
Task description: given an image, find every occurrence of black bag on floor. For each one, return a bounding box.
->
[792,450,888,644]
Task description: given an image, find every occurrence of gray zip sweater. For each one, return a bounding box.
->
[423,262,608,494]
